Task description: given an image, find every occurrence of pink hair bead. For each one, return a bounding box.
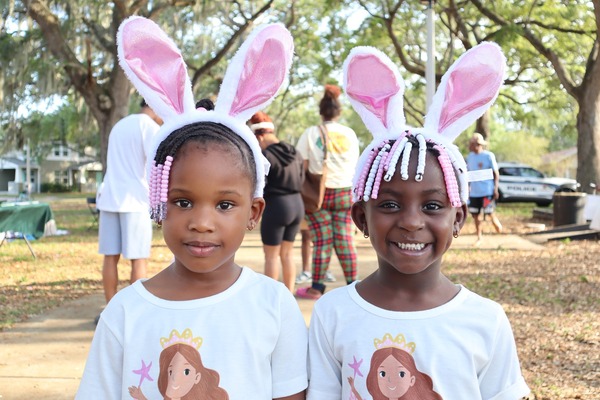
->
[435,145,461,207]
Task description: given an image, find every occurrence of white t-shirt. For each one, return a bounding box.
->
[96,113,159,212]
[307,283,530,400]
[76,268,308,399]
[296,121,359,188]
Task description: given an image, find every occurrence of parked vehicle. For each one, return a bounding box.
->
[497,162,578,207]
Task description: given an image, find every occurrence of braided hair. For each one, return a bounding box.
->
[354,132,462,207]
[149,121,257,223]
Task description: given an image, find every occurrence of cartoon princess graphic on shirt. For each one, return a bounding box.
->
[348,333,442,400]
[128,328,229,400]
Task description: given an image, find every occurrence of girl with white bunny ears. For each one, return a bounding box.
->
[77,17,309,400]
[306,44,531,399]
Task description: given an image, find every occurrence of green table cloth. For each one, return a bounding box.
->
[0,202,54,239]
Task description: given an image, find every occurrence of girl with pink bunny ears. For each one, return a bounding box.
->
[77,17,308,400]
[306,44,531,399]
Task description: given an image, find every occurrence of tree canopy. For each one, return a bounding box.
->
[1,0,598,188]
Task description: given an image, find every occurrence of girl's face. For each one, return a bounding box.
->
[161,142,264,276]
[352,151,466,276]
[166,351,201,398]
[377,354,415,398]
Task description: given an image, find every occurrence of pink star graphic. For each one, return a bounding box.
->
[348,356,363,379]
[132,359,154,388]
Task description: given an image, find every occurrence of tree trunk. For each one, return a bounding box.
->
[576,64,600,192]
[475,111,491,139]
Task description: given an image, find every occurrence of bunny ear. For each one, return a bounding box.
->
[424,42,506,141]
[117,16,195,122]
[215,24,294,122]
[343,47,406,138]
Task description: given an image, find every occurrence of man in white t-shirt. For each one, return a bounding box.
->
[96,100,161,310]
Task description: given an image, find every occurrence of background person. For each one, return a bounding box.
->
[250,111,305,292]
[295,84,360,300]
[466,132,503,245]
[96,99,161,309]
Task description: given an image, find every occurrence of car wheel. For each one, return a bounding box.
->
[536,200,551,207]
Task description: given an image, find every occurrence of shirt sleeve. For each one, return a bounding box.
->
[489,151,499,171]
[478,309,530,400]
[271,290,309,398]
[141,118,160,162]
[75,318,124,399]
[295,128,310,161]
[307,303,343,400]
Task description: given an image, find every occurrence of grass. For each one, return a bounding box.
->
[1,195,599,399]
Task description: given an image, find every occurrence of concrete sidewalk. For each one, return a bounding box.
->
[0,231,544,399]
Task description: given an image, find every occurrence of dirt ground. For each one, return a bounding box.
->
[1,201,598,399]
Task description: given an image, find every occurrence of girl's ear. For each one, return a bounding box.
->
[351,202,367,235]
[424,42,506,142]
[248,198,266,230]
[454,204,468,232]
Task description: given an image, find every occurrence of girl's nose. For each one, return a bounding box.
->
[188,207,215,232]
[398,208,425,232]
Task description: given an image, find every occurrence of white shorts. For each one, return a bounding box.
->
[98,211,152,259]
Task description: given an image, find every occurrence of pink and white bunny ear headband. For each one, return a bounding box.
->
[117,16,294,222]
[343,43,506,205]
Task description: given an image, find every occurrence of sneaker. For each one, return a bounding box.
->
[295,287,322,300]
[325,270,337,282]
[295,271,312,284]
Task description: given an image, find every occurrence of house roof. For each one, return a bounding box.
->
[541,147,577,165]
[0,157,40,168]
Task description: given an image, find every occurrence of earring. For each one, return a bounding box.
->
[363,224,369,238]
[247,221,256,231]
[453,231,459,238]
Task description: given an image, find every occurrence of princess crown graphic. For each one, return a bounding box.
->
[374,333,416,354]
[160,328,203,350]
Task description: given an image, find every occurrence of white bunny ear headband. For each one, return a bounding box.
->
[343,43,506,205]
[117,16,294,222]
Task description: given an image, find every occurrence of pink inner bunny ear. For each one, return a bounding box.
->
[437,46,504,133]
[229,31,291,117]
[121,18,187,114]
[346,54,400,129]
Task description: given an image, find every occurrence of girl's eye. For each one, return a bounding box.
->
[184,368,191,376]
[379,371,386,378]
[399,371,406,378]
[423,202,442,211]
[379,201,399,209]
[174,199,192,208]
[217,201,234,211]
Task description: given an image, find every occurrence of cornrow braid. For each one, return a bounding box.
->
[353,132,462,207]
[149,121,257,223]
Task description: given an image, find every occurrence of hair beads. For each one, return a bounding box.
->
[354,133,462,205]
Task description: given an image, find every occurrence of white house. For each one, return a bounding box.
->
[0,143,102,196]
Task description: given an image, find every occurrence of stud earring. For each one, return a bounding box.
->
[453,231,459,238]
[247,221,256,231]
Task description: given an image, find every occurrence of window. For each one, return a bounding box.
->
[52,145,69,158]
[54,170,69,185]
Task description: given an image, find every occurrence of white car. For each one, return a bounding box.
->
[497,162,578,207]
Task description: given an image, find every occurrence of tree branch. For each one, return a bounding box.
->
[189,0,274,87]
[469,0,581,101]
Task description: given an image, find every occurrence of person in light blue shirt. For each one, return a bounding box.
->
[466,133,503,245]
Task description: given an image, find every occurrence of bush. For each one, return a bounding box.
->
[40,182,74,193]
